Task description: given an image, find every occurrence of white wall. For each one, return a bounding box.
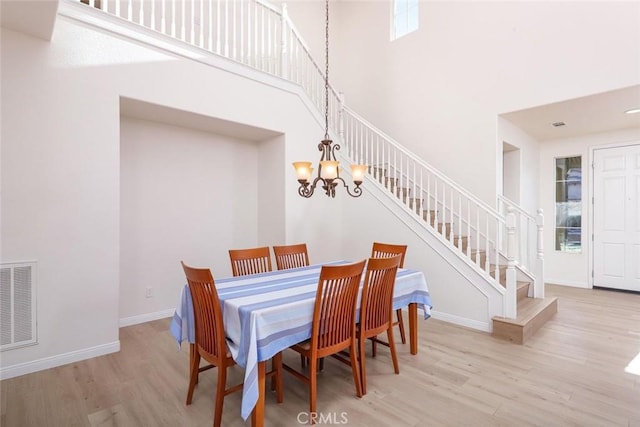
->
[539,128,640,288]
[498,117,541,214]
[288,1,640,209]
[0,15,343,376]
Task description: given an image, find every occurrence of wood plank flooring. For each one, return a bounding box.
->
[2,284,639,426]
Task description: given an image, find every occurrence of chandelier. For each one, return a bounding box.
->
[292,0,366,198]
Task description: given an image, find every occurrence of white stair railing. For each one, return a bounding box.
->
[498,196,545,298]
[339,106,509,285]
[72,0,542,316]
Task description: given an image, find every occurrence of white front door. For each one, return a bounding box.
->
[593,143,640,291]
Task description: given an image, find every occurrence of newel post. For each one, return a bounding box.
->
[280,3,289,80]
[535,208,545,298]
[505,207,517,319]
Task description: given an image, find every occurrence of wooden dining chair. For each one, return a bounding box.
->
[228,246,272,277]
[371,242,408,346]
[282,260,366,423]
[357,255,402,394]
[181,261,283,427]
[273,243,310,270]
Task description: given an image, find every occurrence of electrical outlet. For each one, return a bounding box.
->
[145,287,153,298]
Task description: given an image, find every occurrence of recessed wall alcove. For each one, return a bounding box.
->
[119,97,284,324]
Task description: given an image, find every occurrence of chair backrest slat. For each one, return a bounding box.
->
[229,246,272,276]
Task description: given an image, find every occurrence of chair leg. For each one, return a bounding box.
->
[349,341,363,398]
[186,350,200,405]
[309,356,317,425]
[273,352,283,403]
[396,309,406,344]
[387,327,400,374]
[213,364,227,427]
[301,354,307,368]
[189,343,200,385]
[358,336,367,395]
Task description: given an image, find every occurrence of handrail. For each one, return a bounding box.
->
[498,195,535,222]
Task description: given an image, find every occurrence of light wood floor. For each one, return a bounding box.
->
[2,284,639,426]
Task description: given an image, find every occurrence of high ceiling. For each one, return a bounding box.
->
[501,85,640,141]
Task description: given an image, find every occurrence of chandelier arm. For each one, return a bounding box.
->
[334,176,363,198]
[329,142,341,161]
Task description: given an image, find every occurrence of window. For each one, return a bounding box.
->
[392,0,419,41]
[555,156,582,253]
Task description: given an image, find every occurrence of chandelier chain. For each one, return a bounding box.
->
[324,0,329,140]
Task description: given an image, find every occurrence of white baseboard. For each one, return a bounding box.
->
[0,341,120,380]
[545,279,589,289]
[430,310,492,333]
[119,309,175,327]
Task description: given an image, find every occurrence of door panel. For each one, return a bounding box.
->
[593,144,640,291]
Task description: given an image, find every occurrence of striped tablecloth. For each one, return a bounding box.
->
[169,261,432,420]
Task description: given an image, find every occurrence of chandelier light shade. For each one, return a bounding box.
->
[293,0,365,198]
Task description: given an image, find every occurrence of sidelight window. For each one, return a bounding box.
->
[555,156,582,253]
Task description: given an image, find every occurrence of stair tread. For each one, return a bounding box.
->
[492,296,558,326]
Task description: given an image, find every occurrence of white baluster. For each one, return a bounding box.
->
[198,0,203,47]
[458,194,462,250]
[484,214,489,273]
[171,0,176,37]
[139,0,144,26]
[161,0,166,33]
[181,0,186,40]
[207,0,213,50]
[150,0,156,30]
[426,172,431,222]
[127,0,132,22]
[466,199,471,257]
[441,182,446,237]
[232,0,237,60]
[434,177,438,228]
[190,0,195,44]
[495,215,500,287]
[505,207,517,319]
[475,208,480,267]
[224,0,229,56]
[215,0,221,53]
[535,208,545,298]
[115,0,121,17]
[420,169,424,219]
[449,187,454,241]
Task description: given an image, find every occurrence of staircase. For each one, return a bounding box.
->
[364,162,557,344]
[68,0,557,343]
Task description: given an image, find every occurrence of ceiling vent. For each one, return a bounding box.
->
[551,121,566,127]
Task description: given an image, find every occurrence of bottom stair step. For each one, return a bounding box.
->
[491,296,558,344]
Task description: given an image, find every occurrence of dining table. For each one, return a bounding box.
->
[169,260,432,427]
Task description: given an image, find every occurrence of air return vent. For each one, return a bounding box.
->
[1,262,37,351]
